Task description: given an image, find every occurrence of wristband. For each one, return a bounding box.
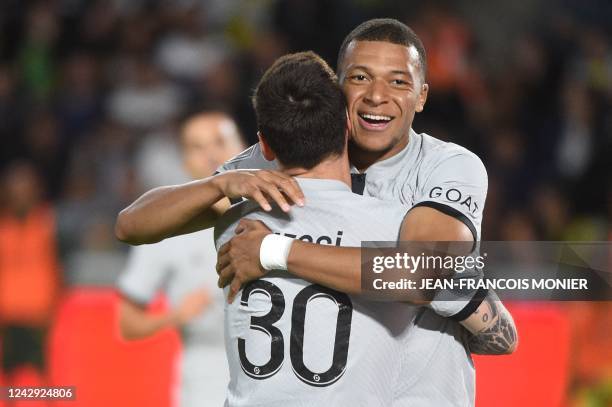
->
[260,234,294,271]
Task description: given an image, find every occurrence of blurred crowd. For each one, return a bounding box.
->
[0,0,610,405]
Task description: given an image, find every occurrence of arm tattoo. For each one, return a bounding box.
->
[467,293,518,355]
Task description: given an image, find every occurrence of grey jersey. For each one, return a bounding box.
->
[351,129,486,240]
[117,229,229,407]
[219,129,486,242]
[117,229,224,344]
[350,130,488,318]
[217,129,487,406]
[215,179,419,407]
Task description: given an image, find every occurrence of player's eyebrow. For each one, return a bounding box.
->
[346,65,370,73]
[390,70,411,76]
[348,65,412,78]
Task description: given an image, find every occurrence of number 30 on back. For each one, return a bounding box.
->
[238,280,353,387]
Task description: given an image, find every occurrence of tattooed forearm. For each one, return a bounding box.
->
[461,291,518,355]
[467,304,518,354]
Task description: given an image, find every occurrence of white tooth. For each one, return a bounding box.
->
[362,113,391,121]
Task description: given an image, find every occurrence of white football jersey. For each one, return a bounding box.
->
[215,178,418,406]
[217,128,489,406]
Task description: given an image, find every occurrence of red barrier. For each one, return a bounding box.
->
[6,291,574,406]
[5,365,50,407]
[47,288,180,407]
[474,303,571,407]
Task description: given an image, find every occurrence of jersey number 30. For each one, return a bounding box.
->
[238,280,353,387]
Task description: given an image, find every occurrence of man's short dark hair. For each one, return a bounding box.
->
[253,51,346,169]
[337,18,427,81]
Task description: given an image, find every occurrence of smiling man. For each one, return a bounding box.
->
[342,39,428,170]
[213,21,515,405]
[116,19,517,406]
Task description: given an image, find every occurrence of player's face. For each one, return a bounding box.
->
[182,116,244,179]
[340,41,428,160]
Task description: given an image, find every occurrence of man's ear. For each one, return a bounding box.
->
[415,83,429,113]
[258,131,276,161]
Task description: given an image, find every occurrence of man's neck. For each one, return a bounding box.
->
[349,131,410,172]
[281,154,352,187]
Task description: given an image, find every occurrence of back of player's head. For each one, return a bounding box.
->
[253,51,346,169]
[337,18,427,80]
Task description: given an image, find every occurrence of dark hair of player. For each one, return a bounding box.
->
[252,51,346,170]
[336,18,427,81]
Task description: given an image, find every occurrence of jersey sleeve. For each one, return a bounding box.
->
[215,143,279,174]
[413,150,489,319]
[413,151,487,241]
[213,200,263,250]
[116,244,169,306]
[214,144,280,204]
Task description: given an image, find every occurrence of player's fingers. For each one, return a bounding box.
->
[259,183,290,212]
[228,278,242,303]
[277,175,305,206]
[252,170,274,182]
[249,188,272,211]
[217,242,231,258]
[256,171,304,205]
[235,219,254,234]
[217,265,234,288]
[216,252,230,275]
[261,171,305,206]
[235,222,245,234]
[240,219,271,233]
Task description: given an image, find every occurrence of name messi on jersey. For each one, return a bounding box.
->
[274,230,344,246]
[429,186,479,214]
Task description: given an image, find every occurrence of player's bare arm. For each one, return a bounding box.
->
[216,219,360,301]
[115,169,304,245]
[217,206,518,354]
[119,298,177,340]
[216,206,467,302]
[461,290,518,355]
[119,288,211,340]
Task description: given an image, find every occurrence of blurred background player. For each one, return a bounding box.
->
[116,111,245,407]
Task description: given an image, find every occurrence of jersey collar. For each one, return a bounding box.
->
[350,128,422,175]
[294,178,352,193]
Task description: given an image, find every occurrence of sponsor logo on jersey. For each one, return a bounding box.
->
[429,186,479,214]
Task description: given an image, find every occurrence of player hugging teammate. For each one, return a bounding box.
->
[117,19,518,407]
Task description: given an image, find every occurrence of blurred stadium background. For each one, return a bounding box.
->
[0,0,610,406]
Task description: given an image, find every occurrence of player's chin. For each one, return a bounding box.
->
[351,131,397,152]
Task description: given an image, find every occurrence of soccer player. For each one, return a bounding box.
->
[116,112,245,407]
[116,19,517,406]
[216,50,422,406]
[213,20,518,404]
